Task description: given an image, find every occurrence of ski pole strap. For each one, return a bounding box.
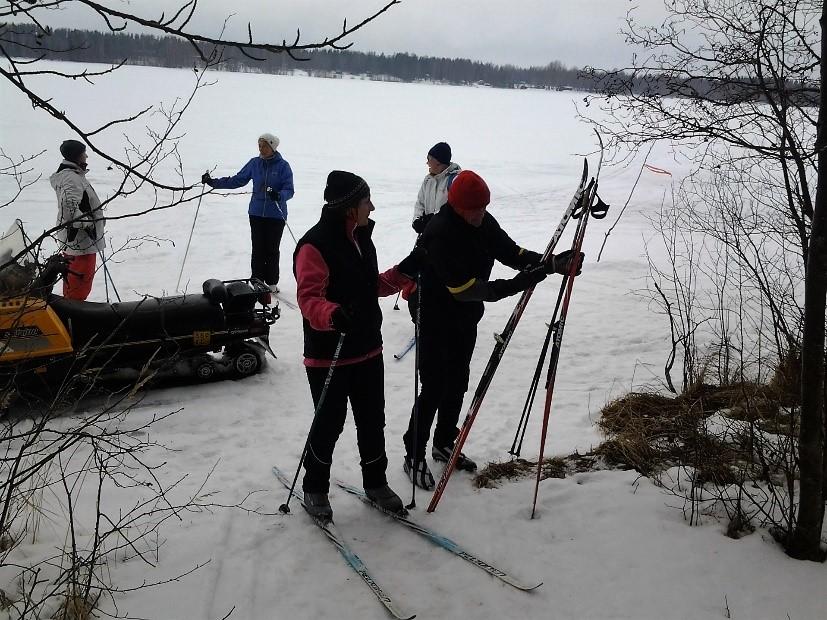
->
[589,194,610,219]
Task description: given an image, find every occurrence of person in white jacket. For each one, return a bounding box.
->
[49,140,105,300]
[411,142,461,233]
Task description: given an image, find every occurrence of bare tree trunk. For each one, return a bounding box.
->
[789,2,827,562]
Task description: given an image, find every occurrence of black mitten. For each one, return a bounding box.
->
[331,305,354,333]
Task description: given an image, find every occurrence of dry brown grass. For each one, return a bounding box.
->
[474,457,566,489]
[474,377,797,492]
[53,593,97,620]
[594,381,794,478]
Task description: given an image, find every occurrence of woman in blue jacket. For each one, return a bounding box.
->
[203,133,294,291]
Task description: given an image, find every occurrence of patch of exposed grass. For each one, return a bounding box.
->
[594,381,796,480]
[474,457,565,489]
[53,593,97,620]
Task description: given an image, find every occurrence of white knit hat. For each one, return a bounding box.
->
[258,133,280,151]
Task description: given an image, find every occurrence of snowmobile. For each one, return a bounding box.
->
[0,220,279,409]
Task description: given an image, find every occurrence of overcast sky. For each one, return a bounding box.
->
[32,0,669,69]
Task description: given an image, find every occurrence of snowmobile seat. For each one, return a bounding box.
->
[49,293,225,348]
[202,279,227,305]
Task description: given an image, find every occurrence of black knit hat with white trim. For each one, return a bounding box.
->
[323,170,370,209]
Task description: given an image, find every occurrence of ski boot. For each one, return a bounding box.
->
[432,444,478,472]
[365,484,407,516]
[304,491,333,523]
[403,456,435,490]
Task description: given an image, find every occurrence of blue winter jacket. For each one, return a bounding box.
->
[209,153,294,220]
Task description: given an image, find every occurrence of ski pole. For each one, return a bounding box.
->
[270,193,298,245]
[279,333,346,515]
[100,247,110,303]
[509,275,568,457]
[284,221,297,244]
[98,246,121,302]
[406,276,422,509]
[531,218,589,518]
[176,177,206,293]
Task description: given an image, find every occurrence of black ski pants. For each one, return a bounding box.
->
[403,319,477,461]
[249,215,285,285]
[302,355,389,493]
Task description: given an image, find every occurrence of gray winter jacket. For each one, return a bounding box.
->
[413,162,461,222]
[49,160,105,255]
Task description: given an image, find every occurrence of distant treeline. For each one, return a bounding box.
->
[2,24,596,91]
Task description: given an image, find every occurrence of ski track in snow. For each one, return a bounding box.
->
[2,62,825,619]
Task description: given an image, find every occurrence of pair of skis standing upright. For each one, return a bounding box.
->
[276,148,608,619]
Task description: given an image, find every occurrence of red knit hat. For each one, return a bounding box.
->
[448,170,490,212]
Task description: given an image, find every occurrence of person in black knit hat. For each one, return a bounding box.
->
[49,139,106,300]
[400,170,584,490]
[292,170,417,521]
[411,141,461,234]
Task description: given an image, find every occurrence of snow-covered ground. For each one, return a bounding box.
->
[1,63,824,619]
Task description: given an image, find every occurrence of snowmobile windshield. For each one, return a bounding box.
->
[0,219,35,269]
[0,220,38,297]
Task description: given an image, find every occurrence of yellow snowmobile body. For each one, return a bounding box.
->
[0,297,73,363]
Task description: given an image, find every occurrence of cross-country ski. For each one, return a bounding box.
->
[273,467,416,620]
[335,479,543,591]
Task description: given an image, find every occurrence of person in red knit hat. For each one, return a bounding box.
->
[400,170,583,489]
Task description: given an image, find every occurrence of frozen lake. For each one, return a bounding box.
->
[6,63,818,620]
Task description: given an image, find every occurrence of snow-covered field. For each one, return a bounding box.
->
[1,63,824,619]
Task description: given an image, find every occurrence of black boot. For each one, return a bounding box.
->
[304,491,333,522]
[365,484,407,515]
[432,444,478,472]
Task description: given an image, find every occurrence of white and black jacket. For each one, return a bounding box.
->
[413,162,461,223]
[49,160,106,255]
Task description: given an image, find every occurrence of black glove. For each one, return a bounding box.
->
[331,305,354,333]
[412,213,433,234]
[485,266,546,302]
[201,171,212,185]
[519,265,548,287]
[267,188,281,202]
[549,249,585,276]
